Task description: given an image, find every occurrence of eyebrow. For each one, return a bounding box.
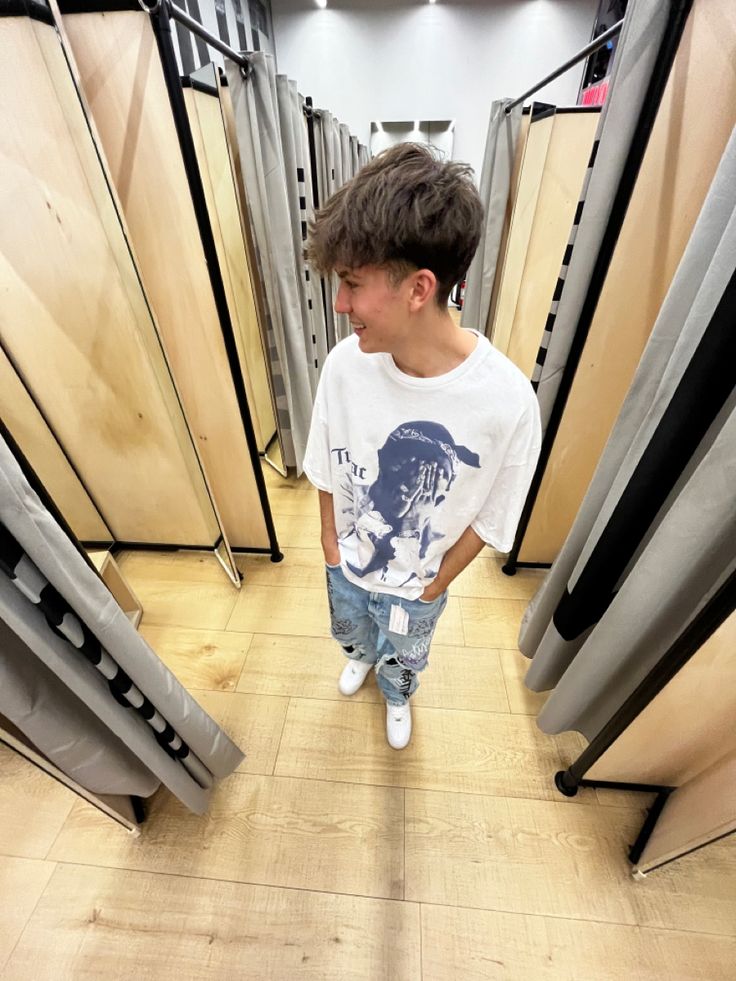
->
[337,269,359,281]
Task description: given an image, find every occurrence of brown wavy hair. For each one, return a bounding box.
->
[307,142,483,307]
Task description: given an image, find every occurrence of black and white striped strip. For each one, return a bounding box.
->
[0,522,211,789]
[531,138,599,390]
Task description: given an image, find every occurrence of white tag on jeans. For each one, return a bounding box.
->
[389,604,409,636]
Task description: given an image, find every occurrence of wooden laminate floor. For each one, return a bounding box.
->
[1,468,735,979]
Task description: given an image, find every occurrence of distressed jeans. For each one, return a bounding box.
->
[325,564,448,706]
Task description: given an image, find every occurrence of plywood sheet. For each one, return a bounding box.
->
[0,16,220,546]
[506,110,599,378]
[185,84,277,453]
[489,110,553,354]
[62,10,269,548]
[635,750,736,874]
[588,608,736,786]
[520,0,736,563]
[0,346,111,543]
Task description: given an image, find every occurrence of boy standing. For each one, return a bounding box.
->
[303,144,541,749]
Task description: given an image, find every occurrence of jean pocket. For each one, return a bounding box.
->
[415,590,448,606]
[325,562,342,570]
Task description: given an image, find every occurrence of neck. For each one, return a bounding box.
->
[391,309,477,378]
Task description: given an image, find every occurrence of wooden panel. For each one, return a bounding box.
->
[49,772,405,900]
[227,582,465,647]
[0,856,55,973]
[506,110,599,378]
[588,608,736,786]
[275,698,586,802]
[460,597,527,649]
[422,903,736,981]
[635,751,736,875]
[87,550,143,627]
[0,744,76,860]
[238,633,510,713]
[405,789,643,922]
[0,17,220,546]
[489,111,553,354]
[520,0,736,563]
[138,624,253,691]
[191,691,289,777]
[62,11,269,548]
[0,346,111,543]
[184,85,277,453]
[4,864,421,981]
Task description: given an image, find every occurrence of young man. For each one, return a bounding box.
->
[303,143,541,750]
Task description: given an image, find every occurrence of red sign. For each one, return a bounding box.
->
[580,77,610,106]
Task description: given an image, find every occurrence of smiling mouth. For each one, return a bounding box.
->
[352,323,366,334]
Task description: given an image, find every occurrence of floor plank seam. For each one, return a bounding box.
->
[416,897,736,939]
[271,696,292,775]
[46,857,421,907]
[265,769,633,809]
[0,860,58,974]
[228,689,545,718]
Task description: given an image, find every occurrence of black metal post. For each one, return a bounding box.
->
[505,19,623,113]
[148,1,283,563]
[502,0,693,576]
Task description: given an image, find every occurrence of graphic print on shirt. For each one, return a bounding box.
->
[334,421,480,586]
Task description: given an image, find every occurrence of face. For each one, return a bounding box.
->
[334,264,411,354]
[372,453,453,523]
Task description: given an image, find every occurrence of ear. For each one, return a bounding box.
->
[407,269,438,312]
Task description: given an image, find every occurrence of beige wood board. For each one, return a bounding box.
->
[421,903,736,981]
[62,11,269,548]
[185,86,277,453]
[0,856,56,973]
[240,633,510,713]
[3,864,421,981]
[49,772,405,900]
[459,596,527,649]
[406,788,642,922]
[0,346,111,543]
[589,608,736,786]
[0,18,220,546]
[489,112,553,353]
[274,697,586,802]
[506,111,599,378]
[188,690,289,777]
[87,550,143,627]
[520,0,736,563]
[226,581,465,647]
[138,623,253,691]
[635,751,736,875]
[0,744,76,860]
[483,110,531,335]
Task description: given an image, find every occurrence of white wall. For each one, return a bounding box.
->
[271,0,598,180]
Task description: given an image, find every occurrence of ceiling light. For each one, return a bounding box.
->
[316,0,327,8]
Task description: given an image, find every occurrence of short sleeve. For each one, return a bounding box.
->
[471,396,542,553]
[302,360,333,493]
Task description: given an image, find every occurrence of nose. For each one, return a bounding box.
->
[334,281,352,315]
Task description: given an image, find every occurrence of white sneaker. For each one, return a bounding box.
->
[386,703,412,750]
[338,659,373,696]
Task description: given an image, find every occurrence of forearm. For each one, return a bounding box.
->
[429,526,486,595]
[318,490,339,559]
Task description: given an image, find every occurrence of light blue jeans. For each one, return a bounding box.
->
[325,564,448,706]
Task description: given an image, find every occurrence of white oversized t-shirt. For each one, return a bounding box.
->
[303,330,541,600]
